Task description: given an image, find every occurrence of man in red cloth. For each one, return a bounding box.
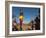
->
[19,15,24,31]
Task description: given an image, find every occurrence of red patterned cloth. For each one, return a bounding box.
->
[20,19,23,26]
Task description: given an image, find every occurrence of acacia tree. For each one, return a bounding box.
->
[35,8,40,30]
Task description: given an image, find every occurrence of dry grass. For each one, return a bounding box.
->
[15,24,32,31]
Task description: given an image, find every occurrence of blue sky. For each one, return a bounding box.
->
[12,7,40,24]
